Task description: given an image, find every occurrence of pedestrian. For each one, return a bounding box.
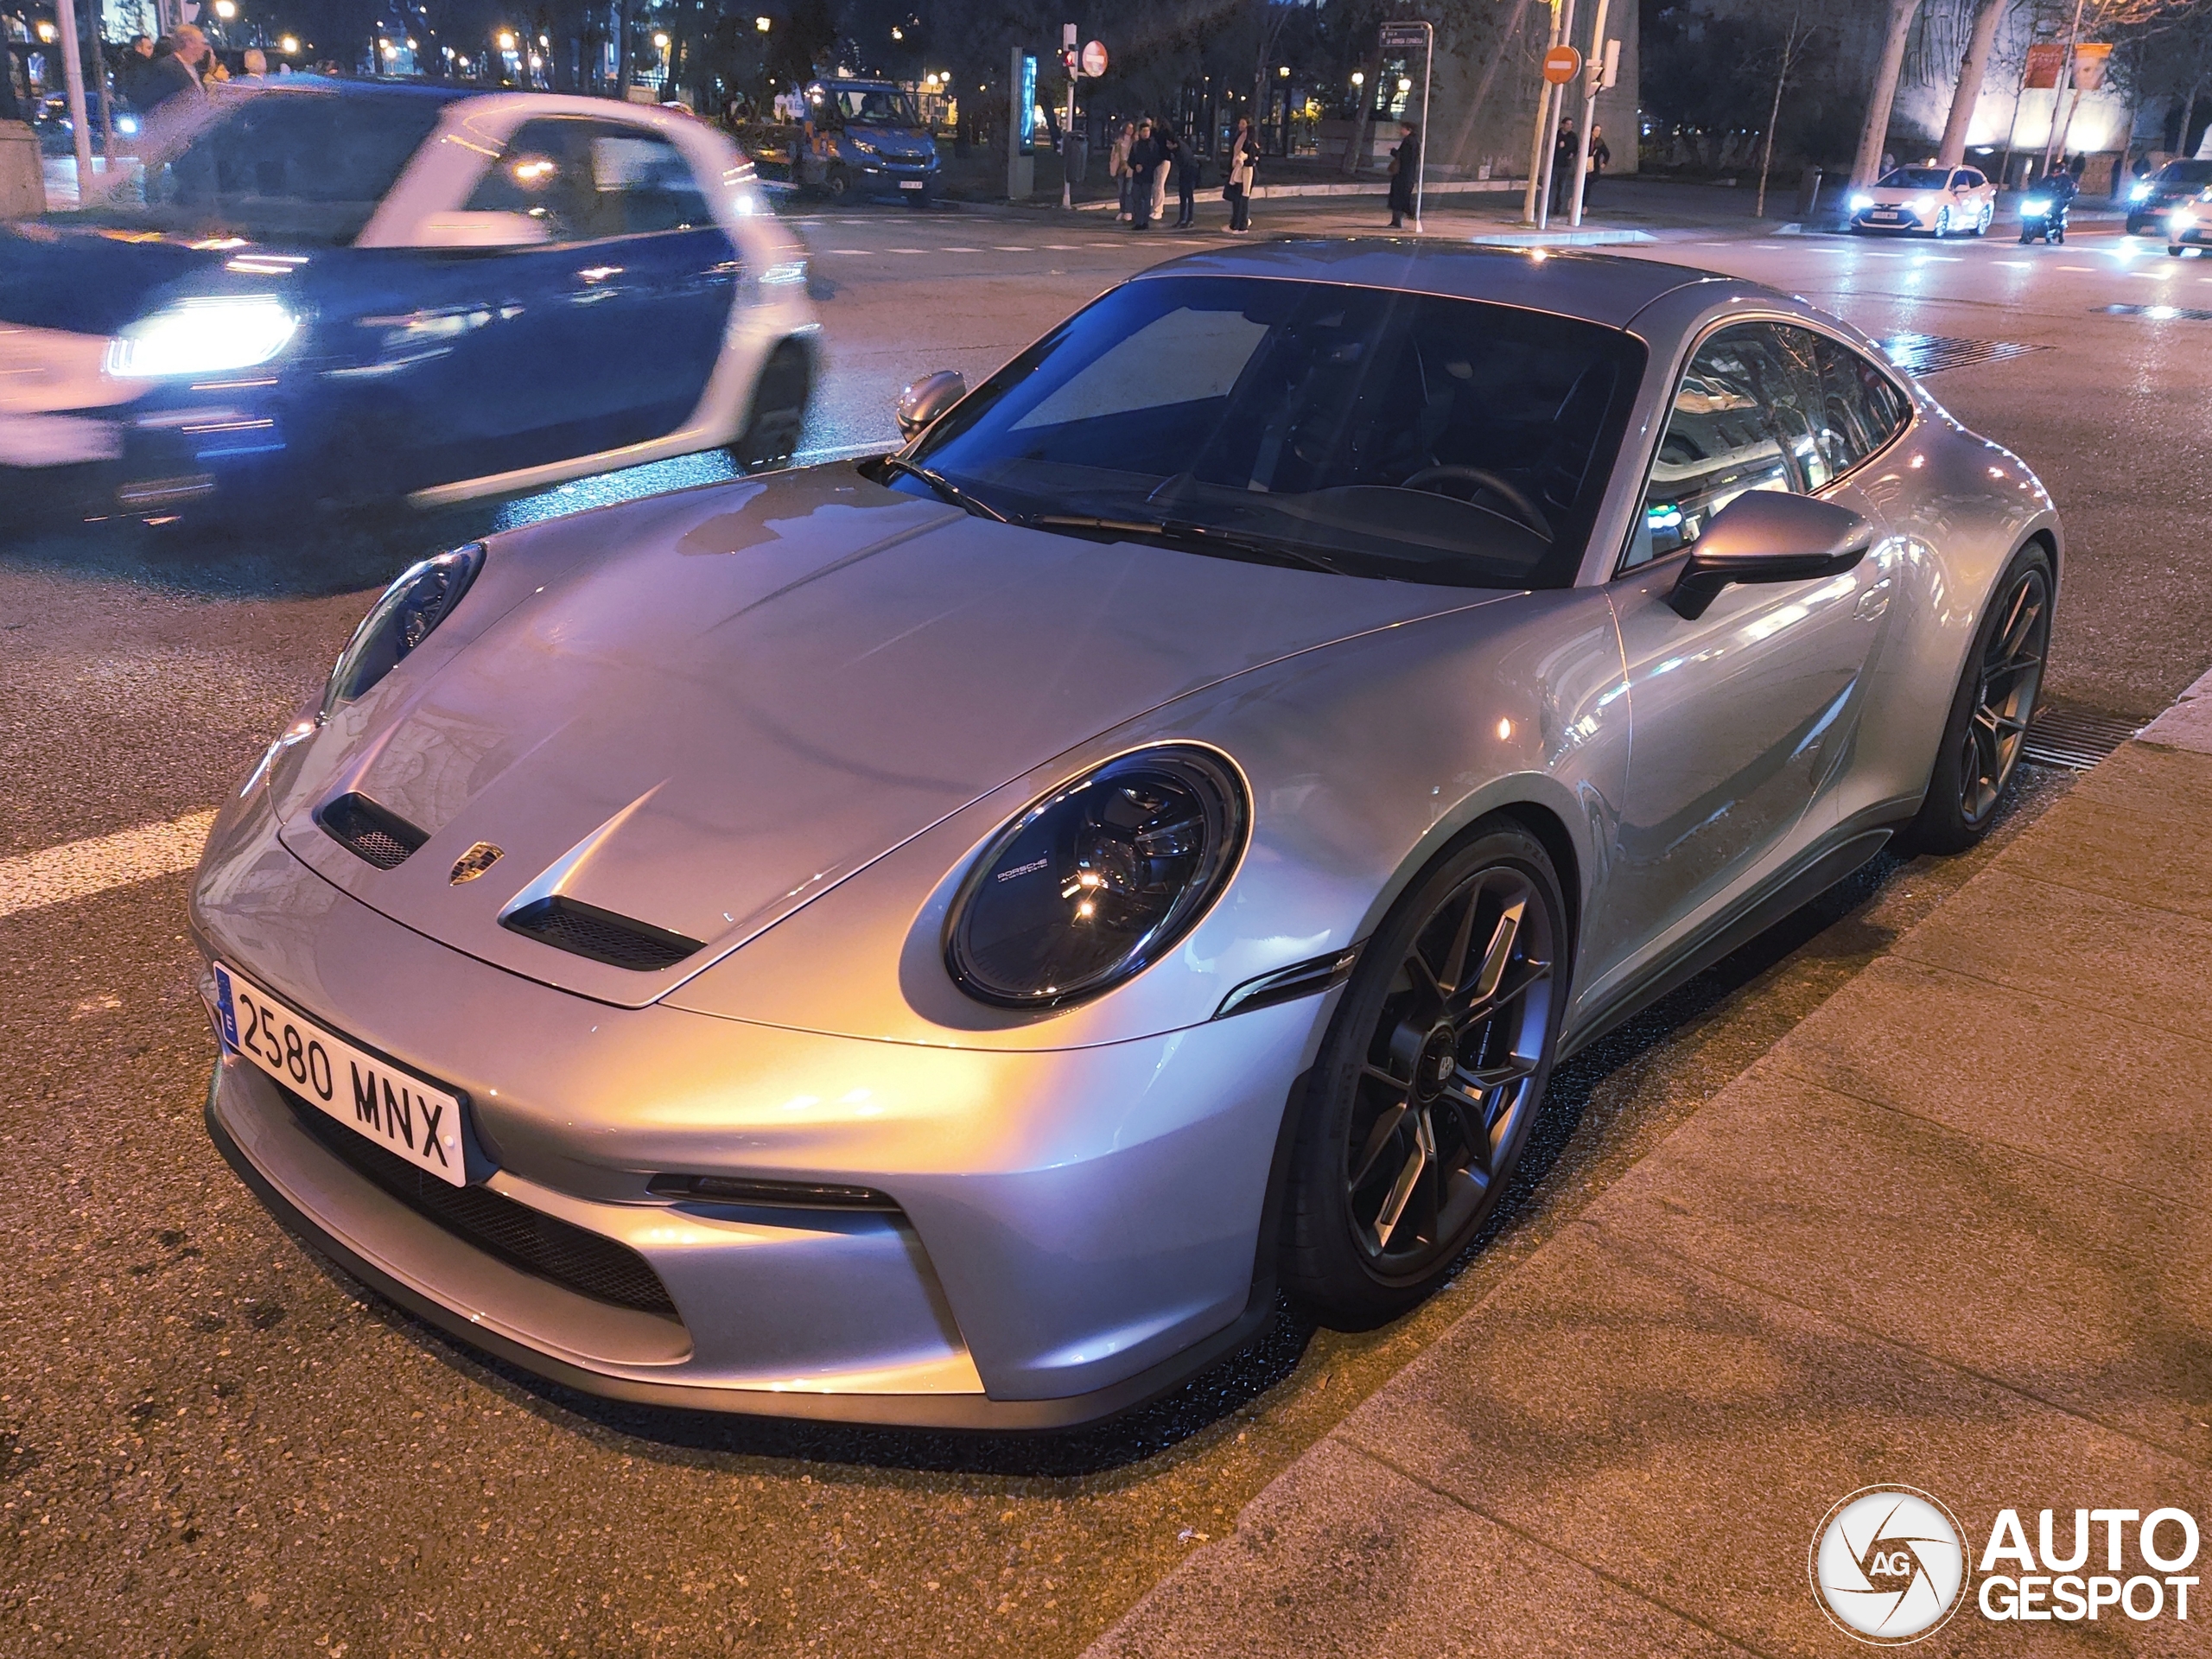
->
[139,25,210,115]
[118,35,156,110]
[1174,129,1199,227]
[241,47,267,77]
[1128,118,1161,229]
[1110,121,1135,221]
[1225,117,1256,232]
[1387,119,1419,227]
[1586,125,1610,206]
[1149,121,1174,224]
[1550,118,1578,216]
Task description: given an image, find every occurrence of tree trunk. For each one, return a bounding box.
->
[1342,61,1374,175]
[1937,0,2007,167]
[1754,16,1800,217]
[1444,0,1536,177]
[1852,0,1923,188]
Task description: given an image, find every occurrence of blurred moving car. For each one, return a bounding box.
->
[2165,188,2212,255]
[193,243,2060,1427]
[2126,157,2212,235]
[0,79,815,530]
[1847,164,1996,236]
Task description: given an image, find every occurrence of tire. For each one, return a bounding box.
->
[904,186,933,209]
[1901,543,2053,855]
[823,164,850,200]
[2172,244,2185,257]
[1281,817,1567,1328]
[728,341,812,474]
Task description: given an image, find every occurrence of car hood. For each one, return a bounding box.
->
[0,219,241,335]
[270,468,1495,1009]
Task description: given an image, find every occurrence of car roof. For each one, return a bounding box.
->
[1128,239,1729,331]
[216,73,473,105]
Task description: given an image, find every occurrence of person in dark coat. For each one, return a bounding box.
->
[118,35,156,110]
[1126,118,1160,230]
[1586,126,1611,205]
[1550,119,1578,216]
[1388,121,1419,227]
[140,25,210,115]
[1163,125,1198,228]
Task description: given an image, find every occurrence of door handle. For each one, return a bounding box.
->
[1854,577,1894,621]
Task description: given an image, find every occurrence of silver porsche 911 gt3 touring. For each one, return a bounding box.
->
[191,242,2057,1428]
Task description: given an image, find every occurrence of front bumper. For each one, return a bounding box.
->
[190,785,1319,1426]
[1851,207,1936,232]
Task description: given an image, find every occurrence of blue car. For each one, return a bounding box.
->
[0,81,817,530]
[799,79,941,206]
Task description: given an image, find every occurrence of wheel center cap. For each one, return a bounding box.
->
[1414,1024,1458,1101]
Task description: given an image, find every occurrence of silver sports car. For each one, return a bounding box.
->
[191,243,2057,1428]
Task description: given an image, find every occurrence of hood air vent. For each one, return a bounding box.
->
[317,792,429,870]
[501,895,705,972]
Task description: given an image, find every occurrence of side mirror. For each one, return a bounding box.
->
[895,369,966,440]
[410,211,553,250]
[1667,491,1872,620]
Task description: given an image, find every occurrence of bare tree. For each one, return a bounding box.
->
[1755,0,1816,215]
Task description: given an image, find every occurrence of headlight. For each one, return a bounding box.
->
[2177,209,2199,227]
[1848,193,1873,211]
[105,295,296,379]
[2022,197,2051,214]
[945,747,1247,1008]
[2130,181,2152,200]
[322,543,484,714]
[118,113,139,135]
[1911,194,1934,210]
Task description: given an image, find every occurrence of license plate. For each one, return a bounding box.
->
[213,963,468,1186]
[899,180,924,189]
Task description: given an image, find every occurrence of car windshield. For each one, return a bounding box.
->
[2158,160,2212,186]
[828,86,920,127]
[59,86,448,245]
[900,275,1644,589]
[1878,168,1951,189]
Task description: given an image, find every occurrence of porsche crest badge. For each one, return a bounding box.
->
[448,842,505,885]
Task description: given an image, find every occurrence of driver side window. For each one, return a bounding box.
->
[1627,322,1821,569]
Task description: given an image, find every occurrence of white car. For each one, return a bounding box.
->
[1849,165,1996,237]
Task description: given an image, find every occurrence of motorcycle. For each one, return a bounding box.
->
[2018,190,2071,245]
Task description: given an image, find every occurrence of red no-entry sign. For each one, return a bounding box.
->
[1542,45,1583,85]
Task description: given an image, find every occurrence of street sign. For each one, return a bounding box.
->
[1079,39,1107,77]
[1542,44,1583,85]
[1378,22,1429,48]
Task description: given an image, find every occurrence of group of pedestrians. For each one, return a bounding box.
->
[1548,119,1611,216]
[1108,116,1260,232]
[115,25,216,115]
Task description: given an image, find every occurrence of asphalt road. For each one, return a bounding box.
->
[0,196,2203,1657]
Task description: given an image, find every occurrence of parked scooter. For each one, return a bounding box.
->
[2018,175,2077,245]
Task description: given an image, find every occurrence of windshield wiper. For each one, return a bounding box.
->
[880,456,1011,523]
[1032,514,1347,576]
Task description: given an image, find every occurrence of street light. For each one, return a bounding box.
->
[213,0,237,17]
[1397,76,1411,92]
[652,31,669,48]
[890,25,901,39]
[1351,71,1363,86]
[278,34,298,53]
[1278,64,1289,77]
[34,19,55,41]
[755,16,770,31]
[496,29,514,49]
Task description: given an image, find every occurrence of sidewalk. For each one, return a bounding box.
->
[1087,669,2212,1658]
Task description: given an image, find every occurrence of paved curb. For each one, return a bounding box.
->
[1084,664,2212,1659]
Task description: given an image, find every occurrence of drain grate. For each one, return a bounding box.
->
[2100,302,2212,322]
[2021,705,2139,772]
[1878,334,2047,377]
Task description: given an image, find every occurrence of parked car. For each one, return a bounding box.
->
[797,78,942,205]
[2126,158,2212,235]
[194,243,2058,1428]
[1848,164,1996,235]
[0,79,815,530]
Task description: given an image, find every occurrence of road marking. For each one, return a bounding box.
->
[2058,264,2094,270]
[993,244,1030,251]
[0,809,217,919]
[883,246,926,254]
[1995,260,2032,267]
[938,245,982,252]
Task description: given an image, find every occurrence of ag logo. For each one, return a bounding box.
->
[448,842,505,885]
[1811,1486,1969,1644]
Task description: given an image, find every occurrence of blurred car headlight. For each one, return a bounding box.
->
[117,113,139,135]
[106,295,296,379]
[2022,197,2052,214]
[322,543,485,714]
[1848,193,1873,211]
[946,746,1247,1008]
[2129,181,2152,200]
[2177,209,2199,227]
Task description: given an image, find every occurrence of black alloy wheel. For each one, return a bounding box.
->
[1904,543,2052,854]
[730,342,811,474]
[1282,819,1566,1326]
